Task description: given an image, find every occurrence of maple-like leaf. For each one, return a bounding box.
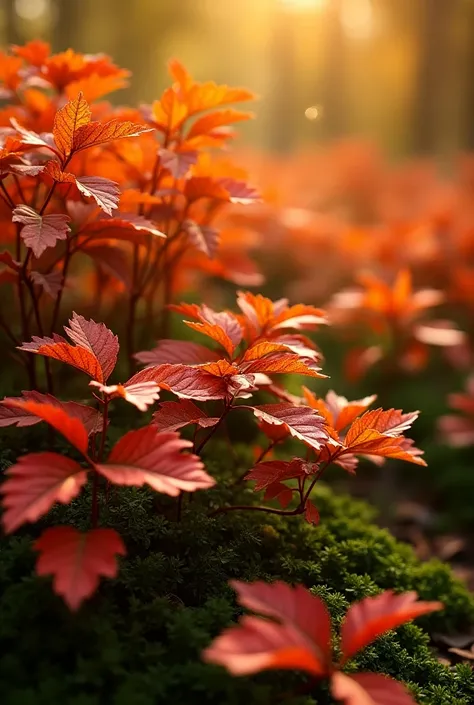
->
[3,399,88,453]
[246,459,312,491]
[35,526,125,610]
[331,672,416,705]
[0,391,101,435]
[135,340,219,367]
[64,312,119,382]
[303,387,377,433]
[340,591,443,664]
[89,381,160,412]
[184,219,219,258]
[246,404,329,450]
[187,109,253,140]
[74,176,120,215]
[184,319,241,359]
[53,92,91,157]
[152,399,219,432]
[96,425,214,495]
[12,205,70,258]
[72,118,152,153]
[126,364,229,400]
[218,178,261,204]
[159,146,197,178]
[203,580,332,676]
[1,452,87,533]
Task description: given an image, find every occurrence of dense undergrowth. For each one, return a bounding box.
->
[0,442,473,705]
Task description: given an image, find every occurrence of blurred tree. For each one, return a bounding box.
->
[320,0,348,139]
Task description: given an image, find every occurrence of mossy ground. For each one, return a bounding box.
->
[0,440,474,705]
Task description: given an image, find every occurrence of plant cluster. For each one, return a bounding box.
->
[0,41,470,705]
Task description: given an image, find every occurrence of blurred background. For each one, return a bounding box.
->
[1,0,474,161]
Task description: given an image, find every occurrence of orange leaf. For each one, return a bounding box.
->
[53,92,91,157]
[35,526,125,610]
[1,452,87,533]
[20,339,103,383]
[64,312,119,381]
[3,400,88,453]
[72,118,152,153]
[340,591,443,664]
[187,109,253,139]
[0,391,101,435]
[65,73,129,102]
[96,425,214,495]
[242,352,325,378]
[184,321,237,358]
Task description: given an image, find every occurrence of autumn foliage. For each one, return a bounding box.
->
[0,41,461,705]
[204,580,442,705]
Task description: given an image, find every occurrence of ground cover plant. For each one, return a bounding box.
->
[0,41,474,705]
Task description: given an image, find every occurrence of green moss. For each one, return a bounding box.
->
[0,444,473,705]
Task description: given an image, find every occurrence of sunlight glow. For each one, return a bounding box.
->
[280,0,328,11]
[305,105,322,121]
[340,0,376,40]
[14,0,49,21]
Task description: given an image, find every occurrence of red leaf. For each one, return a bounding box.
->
[184,176,230,202]
[20,337,103,383]
[203,580,332,677]
[152,399,219,432]
[82,243,131,287]
[12,205,70,258]
[35,526,125,610]
[81,213,166,243]
[89,381,160,412]
[245,459,312,491]
[53,92,91,157]
[1,452,87,533]
[331,672,416,705]
[3,399,88,453]
[135,340,219,367]
[340,591,443,664]
[74,176,120,215]
[96,425,214,495]
[0,250,21,271]
[248,404,329,450]
[0,391,101,435]
[304,499,320,525]
[126,364,229,401]
[187,109,253,139]
[184,219,219,258]
[263,482,294,508]
[64,311,119,382]
[241,352,325,378]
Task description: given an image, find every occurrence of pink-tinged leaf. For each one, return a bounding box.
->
[96,425,214,495]
[10,118,57,154]
[152,399,219,432]
[89,381,160,412]
[12,205,70,258]
[438,415,474,447]
[0,391,101,435]
[340,591,443,664]
[304,500,319,525]
[30,269,63,297]
[35,526,126,610]
[64,311,119,382]
[135,340,220,367]
[75,176,120,215]
[184,218,219,258]
[245,459,312,491]
[203,580,332,676]
[247,404,329,450]
[331,672,416,705]
[3,399,88,453]
[218,177,261,204]
[126,364,229,401]
[350,408,420,437]
[1,452,87,533]
[159,146,197,178]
